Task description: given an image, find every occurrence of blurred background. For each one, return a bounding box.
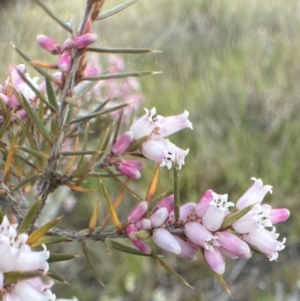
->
[0,0,300,300]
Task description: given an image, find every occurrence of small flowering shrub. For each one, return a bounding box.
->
[0,0,290,299]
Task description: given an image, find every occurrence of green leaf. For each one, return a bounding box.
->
[220,204,255,230]
[0,97,9,119]
[83,71,161,81]
[60,150,102,156]
[126,136,148,152]
[0,113,12,139]
[4,271,44,283]
[18,145,50,159]
[215,273,232,297]
[104,237,113,255]
[27,217,62,246]
[12,174,40,192]
[173,162,180,221]
[31,236,73,248]
[47,269,68,284]
[87,47,161,54]
[68,104,127,124]
[46,79,59,111]
[15,116,38,150]
[110,240,149,256]
[18,197,43,234]
[18,94,53,145]
[150,253,193,288]
[100,179,122,230]
[97,0,138,20]
[73,80,99,101]
[81,241,105,287]
[48,253,79,263]
[89,201,99,236]
[33,0,73,33]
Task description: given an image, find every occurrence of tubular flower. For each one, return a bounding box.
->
[0,216,53,300]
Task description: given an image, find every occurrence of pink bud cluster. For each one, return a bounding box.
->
[36,32,97,73]
[0,64,39,123]
[124,178,290,275]
[104,108,193,178]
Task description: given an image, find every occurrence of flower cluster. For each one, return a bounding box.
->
[124,178,290,275]
[37,33,97,73]
[105,107,193,178]
[0,216,77,301]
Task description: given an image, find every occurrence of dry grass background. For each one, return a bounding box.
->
[1,0,300,300]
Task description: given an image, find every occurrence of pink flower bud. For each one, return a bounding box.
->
[126,224,138,240]
[150,207,168,228]
[74,33,97,49]
[154,194,174,214]
[131,238,152,255]
[169,202,196,222]
[204,248,225,275]
[269,208,290,224]
[136,218,152,230]
[152,228,181,255]
[36,35,61,55]
[115,159,144,179]
[217,231,252,259]
[172,236,197,261]
[184,222,216,250]
[127,201,148,224]
[58,52,72,73]
[195,190,215,217]
[0,92,10,104]
[111,131,134,156]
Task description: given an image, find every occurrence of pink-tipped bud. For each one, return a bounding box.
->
[58,52,72,73]
[269,208,290,224]
[127,201,148,224]
[172,236,197,261]
[131,238,152,255]
[154,194,174,214]
[36,35,61,55]
[111,131,134,156]
[74,33,97,49]
[184,222,215,250]
[217,231,252,259]
[115,159,144,179]
[136,218,152,230]
[169,202,196,222]
[195,190,215,217]
[126,224,138,240]
[152,228,181,255]
[204,248,225,275]
[150,207,168,228]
